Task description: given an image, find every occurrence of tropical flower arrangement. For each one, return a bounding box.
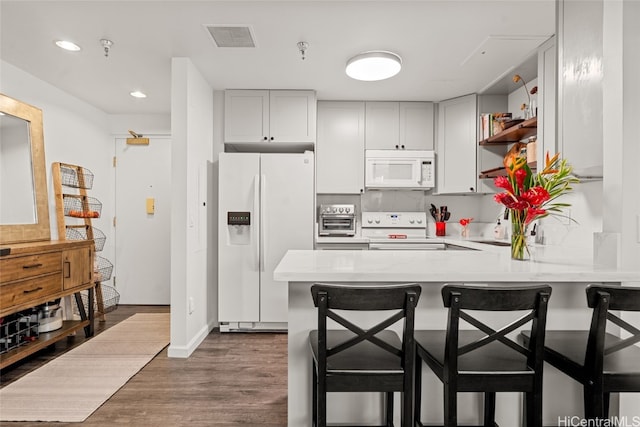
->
[494,151,579,260]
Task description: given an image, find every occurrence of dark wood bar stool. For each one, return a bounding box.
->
[521,285,640,420]
[414,284,552,427]
[308,283,421,427]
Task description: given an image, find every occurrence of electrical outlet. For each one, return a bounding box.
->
[188,297,194,314]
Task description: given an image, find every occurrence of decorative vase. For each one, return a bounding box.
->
[511,210,530,261]
[461,225,470,238]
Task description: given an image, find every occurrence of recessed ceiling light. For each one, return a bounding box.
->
[346,51,402,81]
[130,91,147,99]
[55,40,81,51]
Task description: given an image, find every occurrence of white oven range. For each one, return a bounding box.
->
[361,211,446,250]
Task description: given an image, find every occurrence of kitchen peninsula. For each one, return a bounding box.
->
[274,248,640,426]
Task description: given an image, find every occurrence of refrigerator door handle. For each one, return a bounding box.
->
[260,174,266,272]
[253,174,260,271]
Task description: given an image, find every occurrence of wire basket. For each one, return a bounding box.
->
[82,285,120,314]
[60,164,94,189]
[63,194,102,219]
[0,310,39,354]
[94,255,113,282]
[66,225,106,251]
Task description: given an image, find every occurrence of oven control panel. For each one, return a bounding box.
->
[361,212,426,228]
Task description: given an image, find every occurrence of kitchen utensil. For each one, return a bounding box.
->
[429,204,438,221]
[444,211,451,221]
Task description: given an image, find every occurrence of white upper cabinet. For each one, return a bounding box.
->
[557,0,603,178]
[436,94,478,194]
[224,90,316,144]
[316,101,365,194]
[399,102,435,150]
[365,101,434,150]
[365,102,399,149]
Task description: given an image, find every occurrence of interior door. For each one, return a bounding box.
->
[114,136,171,304]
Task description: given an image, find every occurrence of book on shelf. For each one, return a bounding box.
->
[480,112,513,140]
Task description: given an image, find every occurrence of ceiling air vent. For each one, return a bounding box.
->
[205,25,256,48]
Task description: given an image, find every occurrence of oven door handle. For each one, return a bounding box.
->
[368,243,446,250]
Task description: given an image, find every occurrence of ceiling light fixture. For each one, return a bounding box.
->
[346,51,402,81]
[130,91,147,99]
[55,40,81,51]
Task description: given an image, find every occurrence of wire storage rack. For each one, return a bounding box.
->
[59,164,94,189]
[53,161,118,321]
[79,285,120,314]
[63,194,102,218]
[66,225,106,251]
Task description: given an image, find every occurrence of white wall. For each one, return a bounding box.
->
[0,60,114,261]
[168,57,214,358]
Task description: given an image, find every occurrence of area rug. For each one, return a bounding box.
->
[0,312,170,422]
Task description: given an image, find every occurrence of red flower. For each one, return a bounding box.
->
[515,168,527,191]
[459,218,473,226]
[525,208,546,225]
[494,176,513,192]
[520,186,550,207]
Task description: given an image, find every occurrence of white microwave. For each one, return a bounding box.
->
[365,150,435,189]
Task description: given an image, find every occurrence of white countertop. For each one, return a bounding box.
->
[274,248,640,283]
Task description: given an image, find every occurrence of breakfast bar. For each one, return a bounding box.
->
[274,248,640,426]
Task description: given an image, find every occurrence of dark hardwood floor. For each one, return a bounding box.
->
[0,305,288,426]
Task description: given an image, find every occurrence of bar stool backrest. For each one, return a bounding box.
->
[441,284,552,373]
[584,286,640,377]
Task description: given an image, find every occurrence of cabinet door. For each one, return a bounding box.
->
[224,90,269,143]
[558,0,603,178]
[63,246,93,290]
[399,102,434,150]
[316,101,365,194]
[538,36,556,165]
[365,102,400,149]
[436,94,478,194]
[269,90,316,143]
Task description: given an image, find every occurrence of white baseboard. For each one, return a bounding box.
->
[167,319,216,358]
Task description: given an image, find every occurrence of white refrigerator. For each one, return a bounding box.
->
[218,151,314,331]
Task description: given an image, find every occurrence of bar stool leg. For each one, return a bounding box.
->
[483,392,496,426]
[386,392,394,426]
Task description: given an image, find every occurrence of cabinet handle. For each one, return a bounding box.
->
[23,287,43,294]
[469,187,475,192]
[263,136,268,141]
[64,261,71,278]
[270,136,274,141]
[22,263,43,269]
[401,145,405,149]
[395,145,399,149]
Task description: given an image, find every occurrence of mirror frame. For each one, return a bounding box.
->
[0,93,51,245]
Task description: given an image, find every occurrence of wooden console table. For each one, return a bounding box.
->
[0,239,95,369]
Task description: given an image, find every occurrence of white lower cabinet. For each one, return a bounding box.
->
[316,101,365,194]
[436,94,478,194]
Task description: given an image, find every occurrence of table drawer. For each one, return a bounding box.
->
[0,274,61,309]
[0,252,62,284]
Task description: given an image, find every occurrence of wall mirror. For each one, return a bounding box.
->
[0,93,51,245]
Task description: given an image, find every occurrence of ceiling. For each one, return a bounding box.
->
[0,1,555,115]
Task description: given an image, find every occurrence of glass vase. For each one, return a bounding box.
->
[511,211,530,261]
